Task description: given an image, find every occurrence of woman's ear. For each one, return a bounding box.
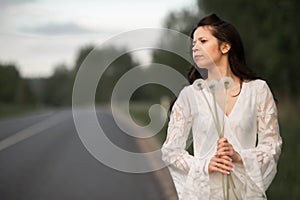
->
[220,43,231,54]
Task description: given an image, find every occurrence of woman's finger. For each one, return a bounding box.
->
[211,165,231,175]
[217,155,232,162]
[210,162,233,175]
[217,137,227,145]
[217,139,232,147]
[217,142,235,157]
[216,158,234,170]
[209,156,234,175]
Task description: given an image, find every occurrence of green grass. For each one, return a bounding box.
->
[0,103,48,119]
[127,102,169,144]
[267,115,300,199]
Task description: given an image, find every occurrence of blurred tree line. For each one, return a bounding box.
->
[0,63,35,105]
[0,44,155,108]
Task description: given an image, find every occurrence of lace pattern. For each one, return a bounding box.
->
[162,98,193,172]
[240,81,282,195]
[161,80,282,200]
[161,87,211,199]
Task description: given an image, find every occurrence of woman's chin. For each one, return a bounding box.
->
[195,62,215,69]
[196,65,208,69]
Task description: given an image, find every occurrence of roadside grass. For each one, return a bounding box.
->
[0,103,48,119]
[267,98,300,199]
[128,102,168,145]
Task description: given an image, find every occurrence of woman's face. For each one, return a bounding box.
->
[192,26,226,69]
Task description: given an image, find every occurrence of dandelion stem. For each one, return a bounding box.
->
[229,174,239,200]
[212,93,222,138]
[222,174,226,200]
[226,175,230,200]
[200,89,221,136]
[221,88,227,137]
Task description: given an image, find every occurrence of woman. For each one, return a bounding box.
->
[161,13,282,199]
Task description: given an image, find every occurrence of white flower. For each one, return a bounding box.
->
[208,79,220,92]
[193,79,206,91]
[220,76,234,90]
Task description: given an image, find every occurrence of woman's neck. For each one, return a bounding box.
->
[207,64,239,83]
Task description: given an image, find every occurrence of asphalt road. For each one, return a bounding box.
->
[0,109,176,200]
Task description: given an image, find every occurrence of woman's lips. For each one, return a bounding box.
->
[194,55,204,60]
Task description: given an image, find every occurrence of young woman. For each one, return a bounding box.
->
[161,13,282,199]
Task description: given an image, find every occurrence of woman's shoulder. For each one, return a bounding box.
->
[177,84,194,98]
[178,79,202,95]
[244,79,275,100]
[244,79,269,90]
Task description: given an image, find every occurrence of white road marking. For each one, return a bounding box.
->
[0,111,70,151]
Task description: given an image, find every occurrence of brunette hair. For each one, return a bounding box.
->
[188,13,260,84]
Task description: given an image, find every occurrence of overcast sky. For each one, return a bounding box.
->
[0,0,196,78]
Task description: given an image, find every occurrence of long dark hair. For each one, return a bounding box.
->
[188,13,260,84]
[170,13,262,111]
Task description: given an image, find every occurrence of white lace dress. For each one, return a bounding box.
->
[161,79,282,200]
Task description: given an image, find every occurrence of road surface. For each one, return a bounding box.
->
[0,109,177,200]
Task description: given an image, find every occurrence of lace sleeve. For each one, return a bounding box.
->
[161,87,194,172]
[240,81,282,194]
[161,87,210,199]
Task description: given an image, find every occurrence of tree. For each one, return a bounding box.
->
[0,63,21,103]
[94,46,138,103]
[42,64,72,106]
[15,78,36,104]
[70,45,138,104]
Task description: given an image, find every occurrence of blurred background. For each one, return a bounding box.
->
[0,0,300,199]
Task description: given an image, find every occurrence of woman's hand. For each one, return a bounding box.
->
[217,137,243,164]
[208,138,243,175]
[208,155,234,175]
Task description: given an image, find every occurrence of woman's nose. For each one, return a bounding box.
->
[192,44,198,52]
[192,43,200,52]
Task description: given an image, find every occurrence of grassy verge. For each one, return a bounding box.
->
[267,98,300,199]
[0,103,48,119]
[127,102,169,145]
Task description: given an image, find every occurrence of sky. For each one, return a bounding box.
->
[0,0,197,78]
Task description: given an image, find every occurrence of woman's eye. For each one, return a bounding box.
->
[200,39,207,43]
